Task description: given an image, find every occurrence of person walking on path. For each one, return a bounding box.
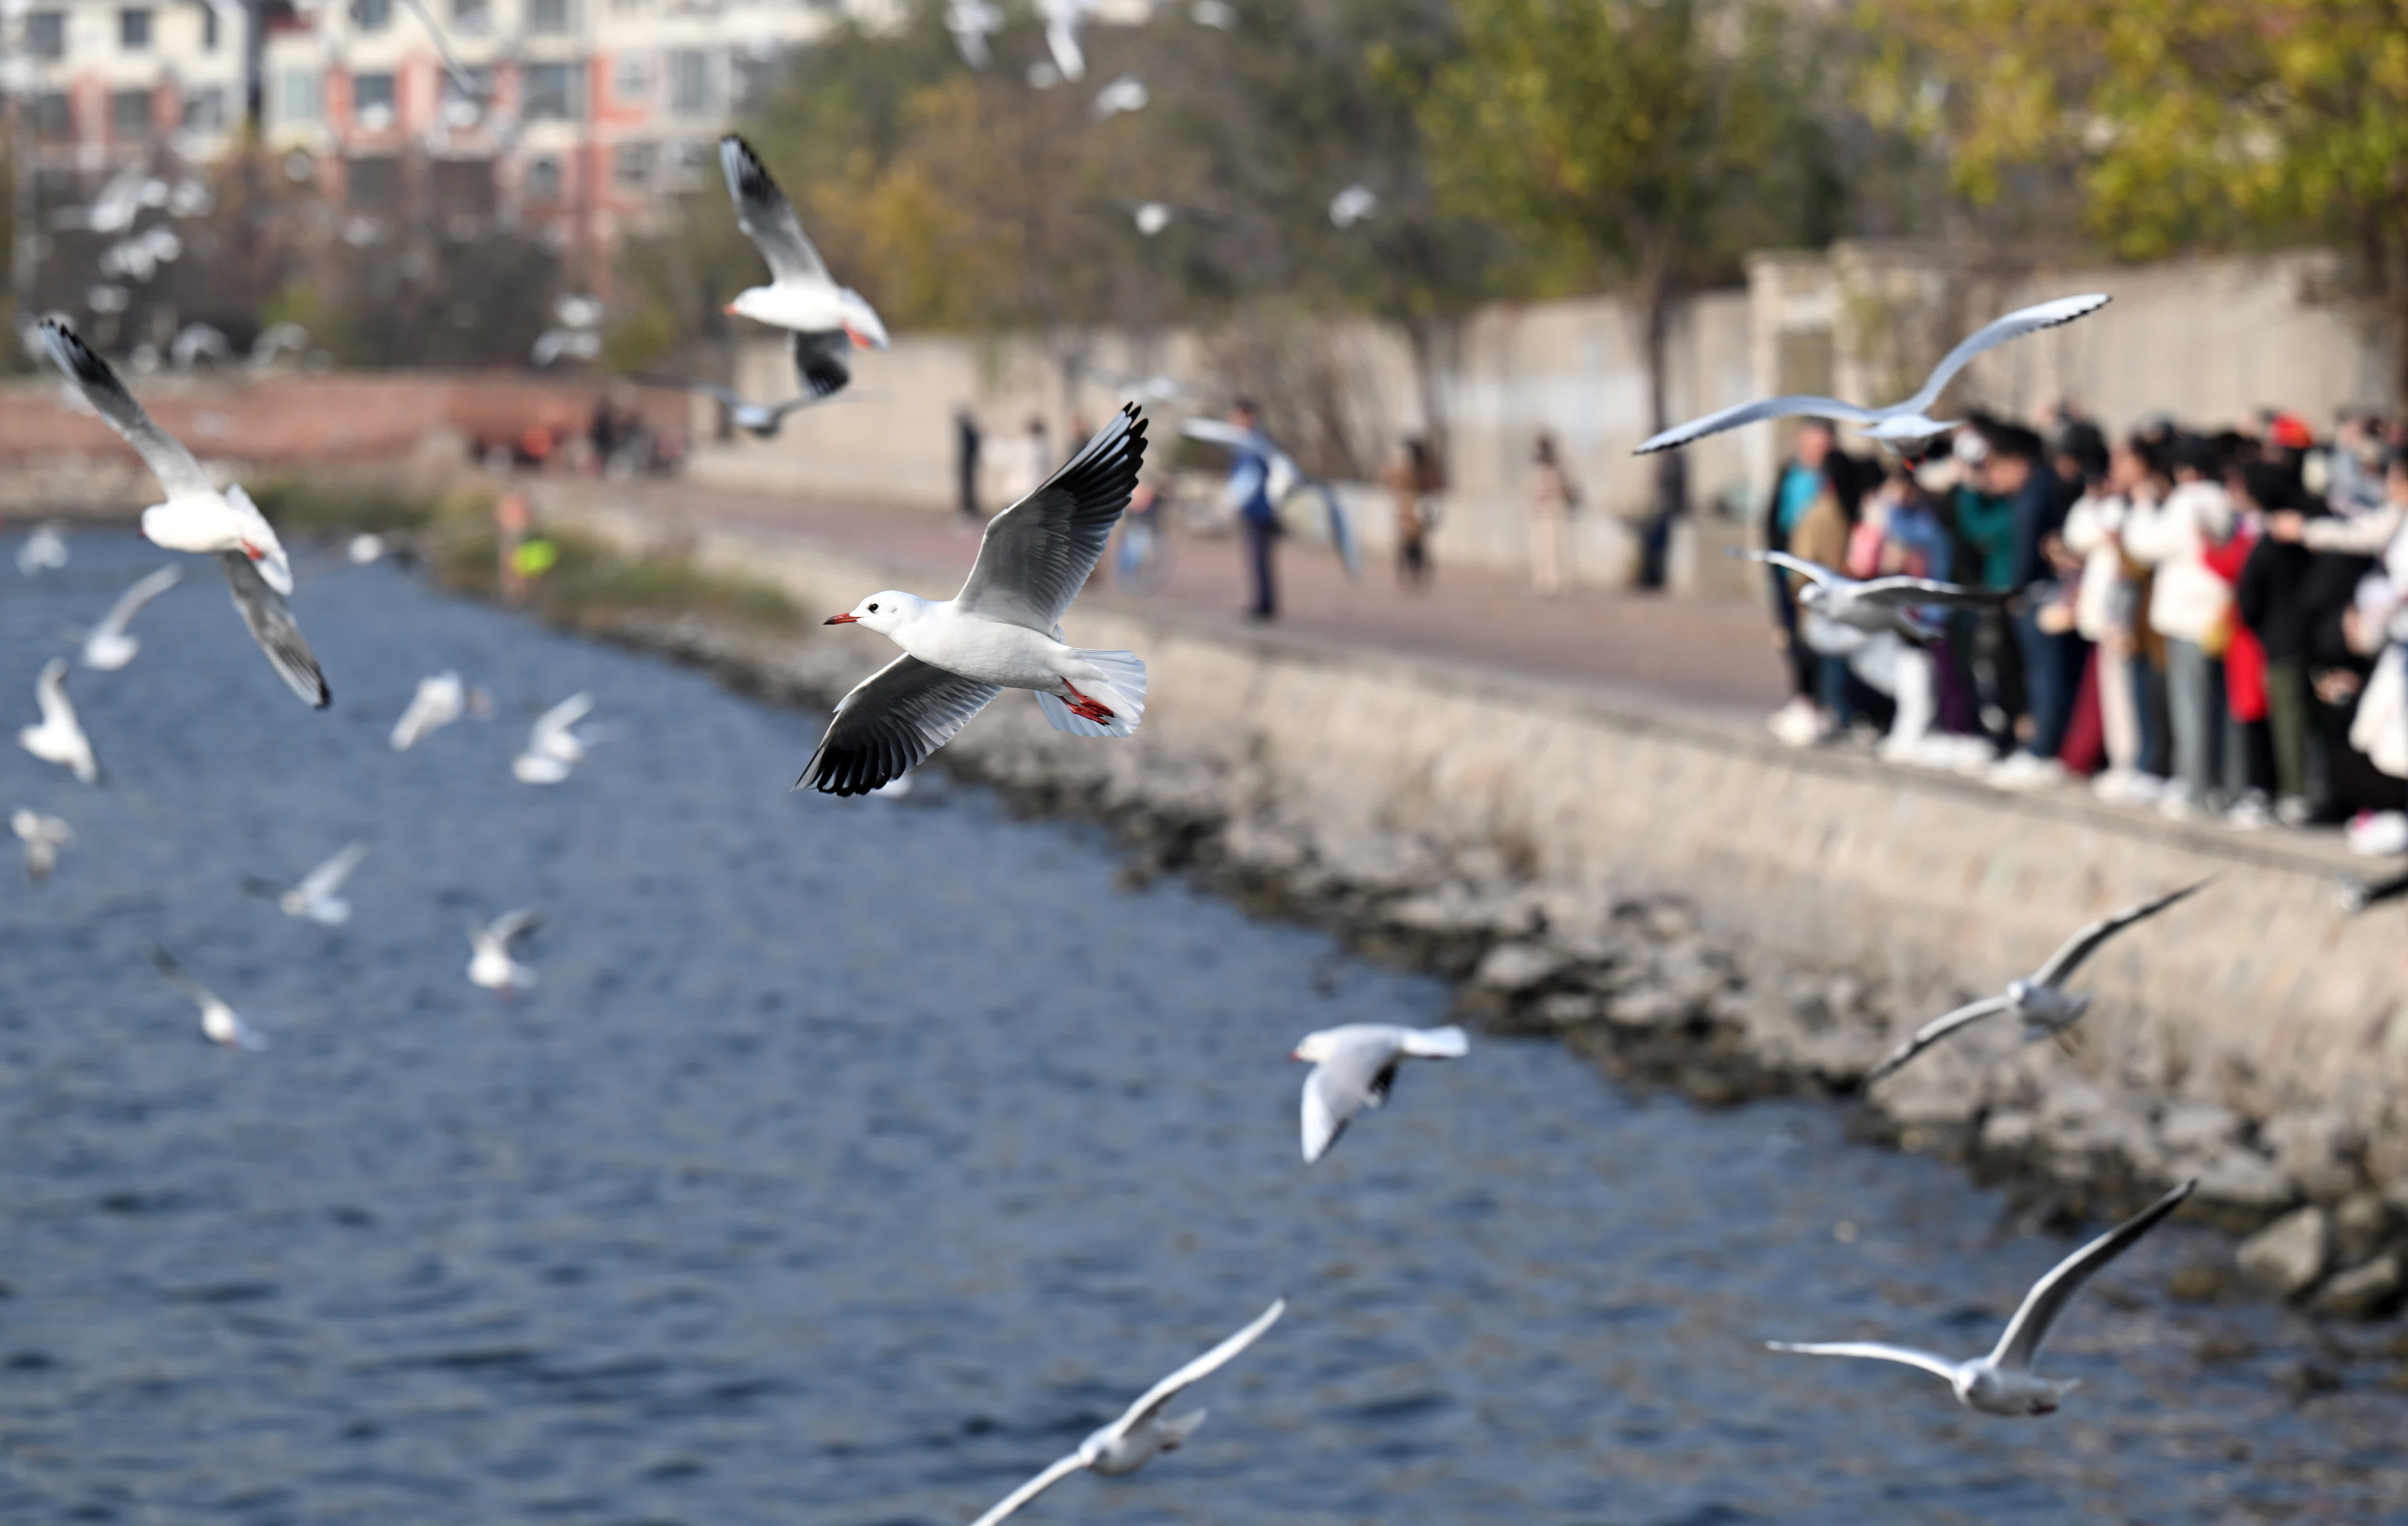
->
[1385,436,1443,589]
[955,409,983,523]
[1527,432,1577,597]
[1225,399,1281,620]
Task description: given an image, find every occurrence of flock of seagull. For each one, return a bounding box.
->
[9,95,2241,1509]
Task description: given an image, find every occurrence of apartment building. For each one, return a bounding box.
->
[7,0,249,177]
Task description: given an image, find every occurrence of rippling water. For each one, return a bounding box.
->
[5,526,2406,1526]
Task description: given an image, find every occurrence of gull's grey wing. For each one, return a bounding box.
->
[41,318,214,498]
[529,692,594,751]
[1992,1179,2193,1372]
[1765,1340,1964,1383]
[1862,995,2012,1085]
[957,404,1148,630]
[720,135,829,286]
[790,330,852,400]
[297,841,369,900]
[1732,548,1838,588]
[489,906,543,946]
[145,944,216,1011]
[1177,417,1249,449]
[2032,878,2212,989]
[1852,576,2014,610]
[219,553,330,708]
[94,564,183,637]
[1637,395,1881,455]
[636,373,744,409]
[34,657,72,727]
[1301,1029,1406,1164]
[799,654,1001,797]
[1110,1297,1286,1439]
[394,0,487,99]
[966,1452,1087,1526]
[1898,294,2111,419]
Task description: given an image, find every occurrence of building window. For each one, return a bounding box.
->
[612,140,653,190]
[453,0,490,28]
[528,0,572,32]
[27,11,66,59]
[352,0,391,29]
[732,51,778,110]
[201,2,218,49]
[32,93,73,143]
[119,7,152,48]
[110,87,153,139]
[522,62,581,120]
[279,69,323,124]
[526,156,560,200]
[353,71,396,128]
[666,49,716,116]
[183,87,226,131]
[440,66,492,125]
[613,54,650,102]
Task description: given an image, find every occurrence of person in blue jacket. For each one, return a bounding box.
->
[1226,399,1280,620]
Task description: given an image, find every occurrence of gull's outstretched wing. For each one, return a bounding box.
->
[93,564,183,638]
[219,552,330,708]
[489,906,542,946]
[40,318,215,498]
[955,405,1147,631]
[34,657,73,728]
[636,373,744,410]
[1637,395,1881,455]
[297,841,369,901]
[1898,294,2111,420]
[528,692,593,753]
[1732,548,1838,588]
[1764,1340,1964,1384]
[1177,417,1250,449]
[790,330,852,400]
[395,0,488,100]
[720,135,829,286]
[1852,576,2014,610]
[1301,1029,1406,1164]
[145,944,217,1011]
[799,654,1000,797]
[2032,878,2212,989]
[1862,995,2012,1085]
[967,1453,1087,1526]
[1108,1297,1286,1439]
[1991,1180,2193,1372]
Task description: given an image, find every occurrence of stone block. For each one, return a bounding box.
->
[2237,1206,2330,1299]
[2333,1191,2398,1269]
[1474,942,1566,994]
[2312,1253,2403,1320]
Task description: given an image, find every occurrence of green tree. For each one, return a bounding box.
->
[1414,0,1835,434]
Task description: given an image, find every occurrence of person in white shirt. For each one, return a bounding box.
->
[2120,436,2236,818]
[2060,442,2150,802]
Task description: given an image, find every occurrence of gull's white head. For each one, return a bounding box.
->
[2005,976,2039,1007]
[1862,414,1959,450]
[838,289,890,351]
[1794,580,1833,611]
[823,591,924,635]
[1289,1029,1337,1064]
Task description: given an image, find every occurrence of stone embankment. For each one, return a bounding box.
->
[519,484,2408,1323]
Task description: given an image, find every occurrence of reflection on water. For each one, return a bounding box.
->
[3,528,2404,1525]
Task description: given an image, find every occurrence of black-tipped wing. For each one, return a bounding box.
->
[1637,395,1880,455]
[790,330,851,400]
[1862,995,2012,1085]
[40,318,214,498]
[219,553,330,708]
[956,404,1148,630]
[2032,878,2211,988]
[1992,1180,2192,1371]
[1853,576,2014,610]
[1901,294,2111,419]
[799,654,1000,797]
[720,135,828,286]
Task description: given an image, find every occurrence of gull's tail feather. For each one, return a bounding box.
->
[1157,1408,1207,1447]
[1039,650,1147,738]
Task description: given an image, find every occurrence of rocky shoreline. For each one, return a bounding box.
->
[561,600,2405,1334]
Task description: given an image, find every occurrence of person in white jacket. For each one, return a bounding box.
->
[2060,445,2150,802]
[2119,437,2235,818]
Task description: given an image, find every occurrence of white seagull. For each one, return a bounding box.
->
[1864,879,2211,1084]
[512,692,595,784]
[39,319,329,708]
[467,907,542,992]
[1768,1180,2194,1416]
[20,659,101,786]
[803,406,1150,795]
[147,946,267,1050]
[77,564,184,671]
[246,841,369,926]
[1190,0,1236,27]
[1734,550,2009,637]
[1328,183,1379,229]
[947,0,1003,66]
[1637,294,2111,455]
[967,1297,1285,1526]
[16,520,69,577]
[12,809,73,886]
[1291,1024,1468,1163]
[1092,75,1149,120]
[1037,0,1092,82]
[391,671,469,752]
[719,136,891,406]
[639,374,824,438]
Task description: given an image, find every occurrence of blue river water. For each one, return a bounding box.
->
[4,525,2405,1525]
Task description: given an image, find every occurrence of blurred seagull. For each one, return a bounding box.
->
[946,0,1003,66]
[1291,1024,1468,1163]
[967,1297,1286,1526]
[512,692,595,784]
[12,809,73,886]
[1733,551,2009,637]
[76,564,183,671]
[720,136,890,405]
[16,521,68,577]
[1131,201,1174,237]
[1190,0,1236,27]
[147,946,267,1049]
[1637,294,2111,455]
[20,659,101,786]
[1092,75,1149,119]
[347,533,386,565]
[467,907,542,992]
[1864,879,2212,1084]
[638,374,823,438]
[246,841,369,926]
[1038,0,1092,81]
[1767,1180,2194,1416]
[391,671,468,751]
[803,406,1149,795]
[1328,183,1378,229]
[38,319,329,708]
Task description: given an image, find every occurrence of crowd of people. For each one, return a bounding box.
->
[1755,405,2408,846]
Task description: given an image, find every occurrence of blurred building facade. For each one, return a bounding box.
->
[8,0,249,177]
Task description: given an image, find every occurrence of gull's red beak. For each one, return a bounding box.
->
[1287,1048,1303,1061]
[844,324,872,350]
[824,612,859,625]
[241,540,265,562]
[723,301,741,316]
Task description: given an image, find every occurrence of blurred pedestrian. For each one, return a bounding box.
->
[1225,399,1280,621]
[955,409,982,522]
[1984,422,2083,790]
[1385,435,1442,589]
[2063,437,2151,802]
[1000,417,1049,506]
[1760,419,1866,747]
[1526,431,1577,597]
[1641,449,1685,589]
[2124,435,2237,819]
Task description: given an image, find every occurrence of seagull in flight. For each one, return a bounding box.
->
[803,406,1150,795]
[467,908,541,992]
[1038,0,1092,82]
[946,0,1003,66]
[1291,1024,1467,1163]
[16,520,68,577]
[1190,0,1236,27]
[12,809,73,886]
[1734,550,2010,637]
[1637,294,2110,455]
[1092,75,1148,120]
[20,659,101,786]
[1864,879,2211,1085]
[391,671,473,752]
[76,564,183,671]
[512,692,595,784]
[245,841,368,926]
[967,1297,1285,1526]
[720,136,890,406]
[1328,183,1378,229]
[147,946,267,1049]
[39,319,329,707]
[638,374,824,438]
[1768,1180,2193,1416]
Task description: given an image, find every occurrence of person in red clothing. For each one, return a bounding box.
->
[2206,483,2276,827]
